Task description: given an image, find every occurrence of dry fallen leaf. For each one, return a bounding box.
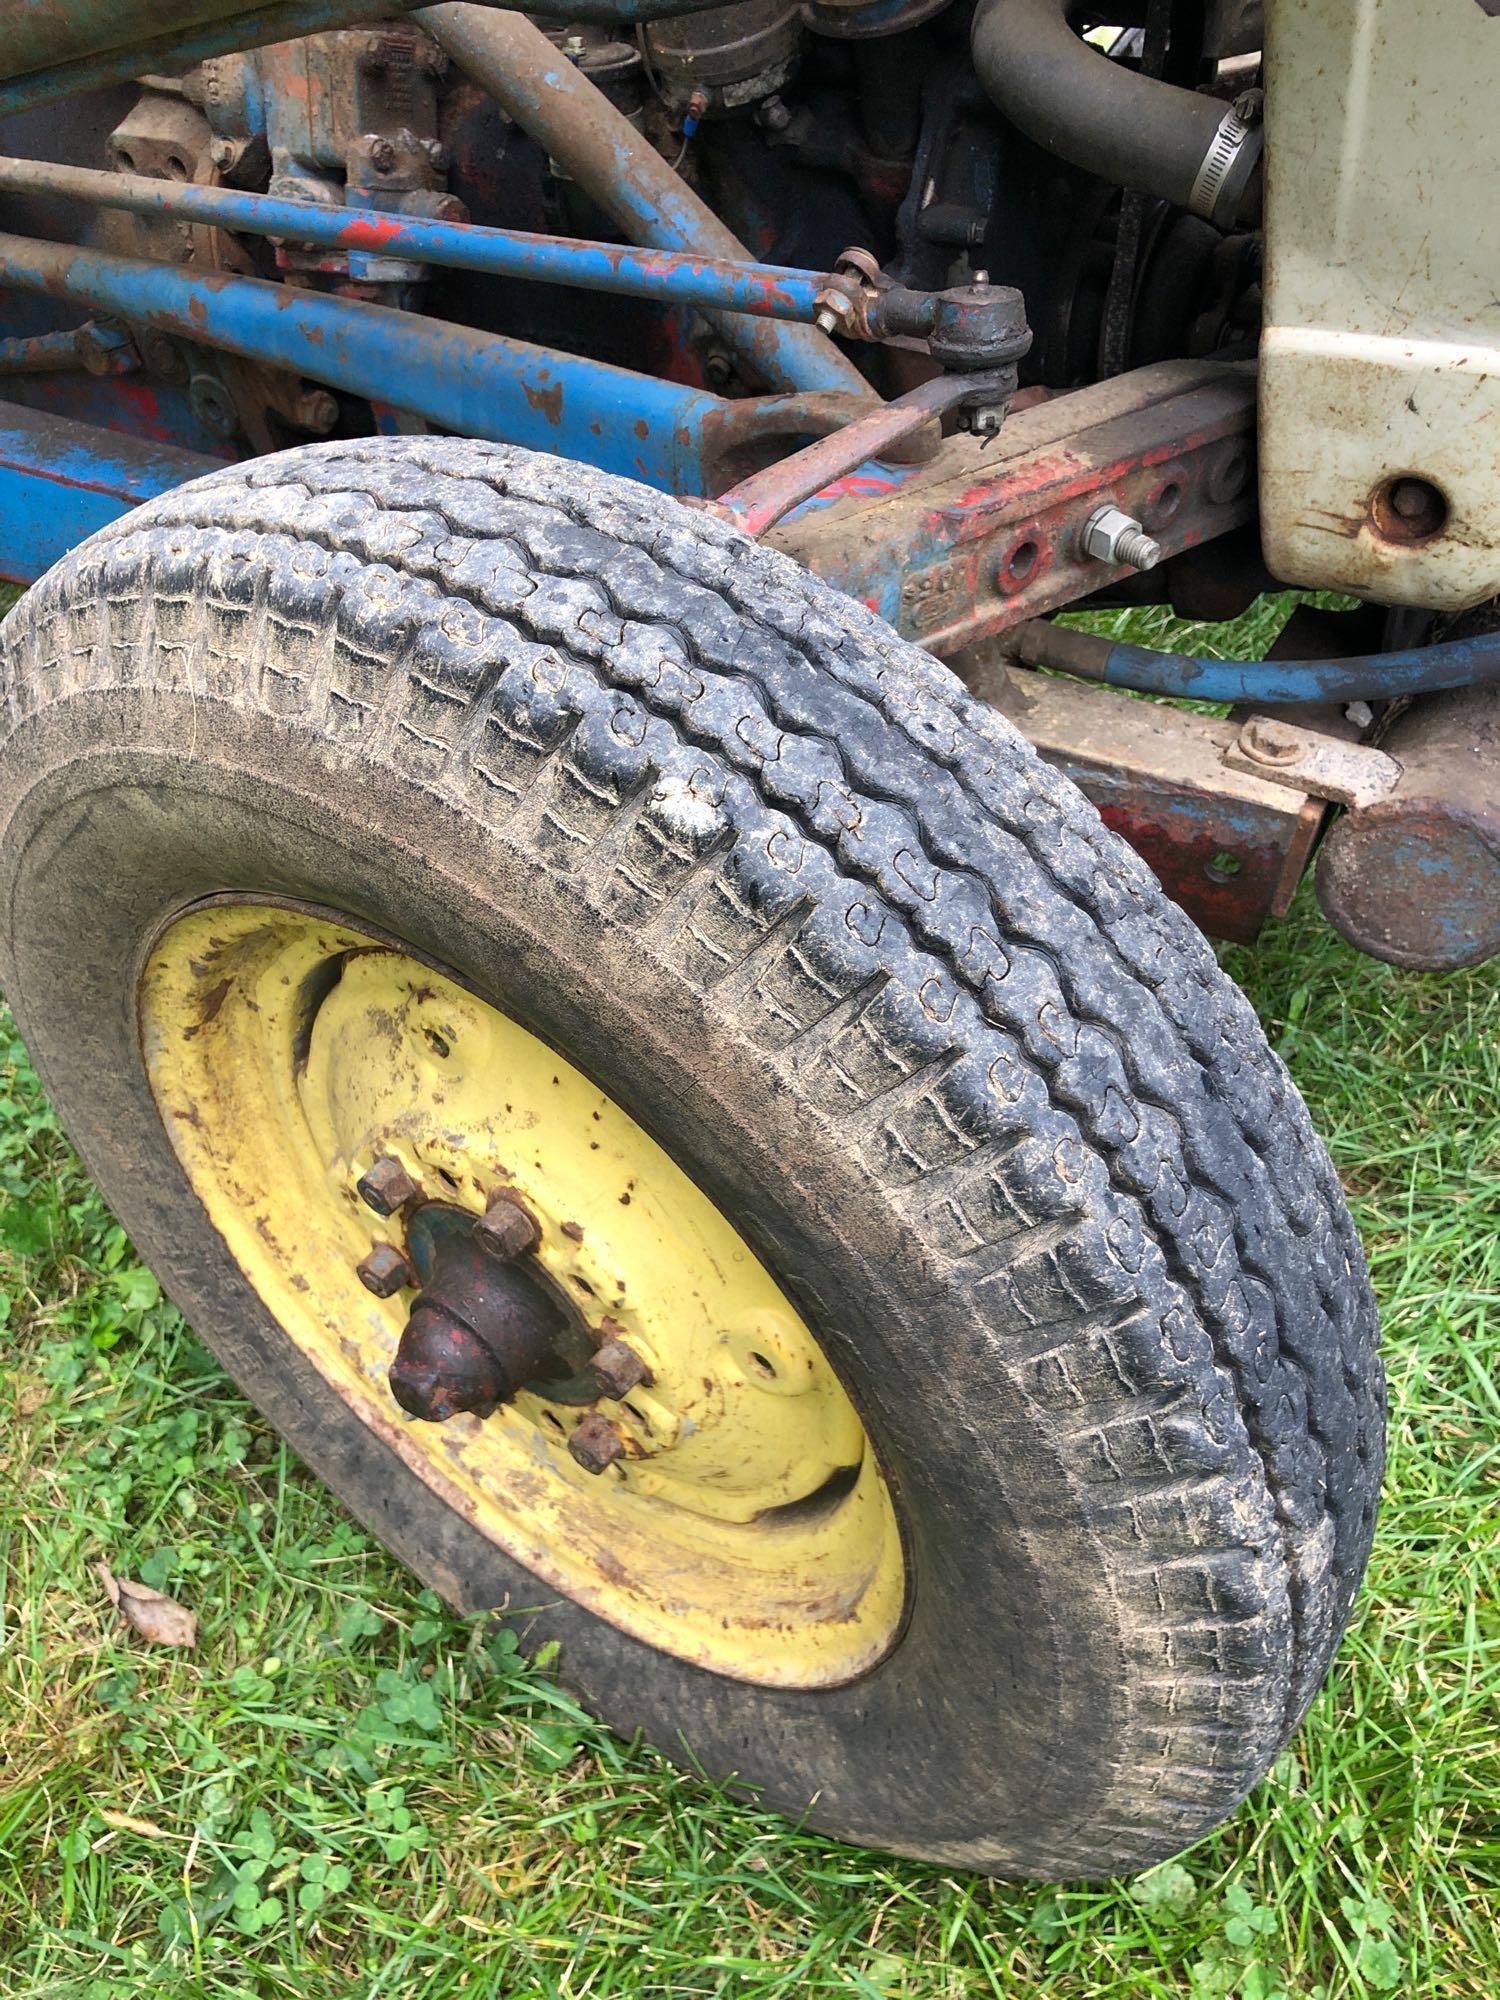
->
[95,1563,198,1650]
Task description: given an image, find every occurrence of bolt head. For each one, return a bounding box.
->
[209,138,236,169]
[568,1411,626,1474]
[358,1242,414,1298]
[1242,716,1302,764]
[357,1155,422,1216]
[589,1338,651,1399]
[475,1191,538,1261]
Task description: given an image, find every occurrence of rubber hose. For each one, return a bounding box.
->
[970,0,1260,227]
[1010,620,1500,707]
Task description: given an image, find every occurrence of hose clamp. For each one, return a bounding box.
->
[1189,89,1263,226]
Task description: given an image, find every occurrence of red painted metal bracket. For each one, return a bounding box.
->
[771,359,1257,655]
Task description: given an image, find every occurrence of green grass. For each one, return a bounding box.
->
[1,633,1497,1997]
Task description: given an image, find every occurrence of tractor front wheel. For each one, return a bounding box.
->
[0,438,1383,1879]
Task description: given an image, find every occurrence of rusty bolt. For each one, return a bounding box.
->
[357,1154,422,1216]
[475,1190,539,1261]
[296,388,340,432]
[568,1411,627,1474]
[357,1242,415,1298]
[813,287,855,336]
[1239,716,1303,766]
[589,1338,652,1400]
[367,135,397,174]
[208,138,237,170]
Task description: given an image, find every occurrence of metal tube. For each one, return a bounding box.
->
[715,370,1002,538]
[417,5,872,398]
[0,0,736,117]
[0,156,831,326]
[1009,618,1500,707]
[0,0,440,120]
[0,229,734,493]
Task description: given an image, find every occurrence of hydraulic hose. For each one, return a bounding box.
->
[970,0,1262,228]
[1009,620,1500,708]
[417,6,872,398]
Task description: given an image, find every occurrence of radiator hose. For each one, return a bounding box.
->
[970,0,1262,228]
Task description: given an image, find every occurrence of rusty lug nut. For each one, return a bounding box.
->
[357,1242,416,1297]
[589,1338,652,1400]
[357,1154,422,1216]
[568,1411,627,1475]
[475,1191,539,1261]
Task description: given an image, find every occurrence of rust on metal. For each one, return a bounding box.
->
[968,658,1324,943]
[1316,677,1500,971]
[357,1153,423,1215]
[711,367,1016,540]
[771,359,1258,654]
[590,1338,653,1400]
[357,1242,417,1298]
[475,1189,540,1260]
[389,1201,577,1421]
[568,1410,628,1475]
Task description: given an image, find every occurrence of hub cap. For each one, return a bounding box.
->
[139,901,905,1687]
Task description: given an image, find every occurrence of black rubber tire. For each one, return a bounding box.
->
[0,438,1383,1880]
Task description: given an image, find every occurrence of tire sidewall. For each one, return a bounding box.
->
[0,688,1125,1867]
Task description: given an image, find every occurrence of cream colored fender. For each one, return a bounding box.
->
[1259,0,1500,610]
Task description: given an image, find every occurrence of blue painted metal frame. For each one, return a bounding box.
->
[0,229,788,495]
[0,398,217,581]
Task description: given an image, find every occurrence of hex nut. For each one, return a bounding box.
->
[475,1191,539,1260]
[1081,504,1162,572]
[589,1339,652,1399]
[357,1154,423,1215]
[568,1411,626,1474]
[358,1242,415,1298]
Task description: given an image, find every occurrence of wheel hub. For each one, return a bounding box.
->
[386,1201,577,1423]
[138,898,906,1688]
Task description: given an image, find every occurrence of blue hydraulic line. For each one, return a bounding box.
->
[1013,620,1500,705]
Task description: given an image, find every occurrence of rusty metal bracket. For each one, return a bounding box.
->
[708,367,1016,538]
[772,358,1258,654]
[1224,715,1403,809]
[967,660,1325,943]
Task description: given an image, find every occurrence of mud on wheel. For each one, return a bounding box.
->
[0,438,1383,1880]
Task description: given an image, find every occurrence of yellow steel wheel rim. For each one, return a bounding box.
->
[139,902,905,1687]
